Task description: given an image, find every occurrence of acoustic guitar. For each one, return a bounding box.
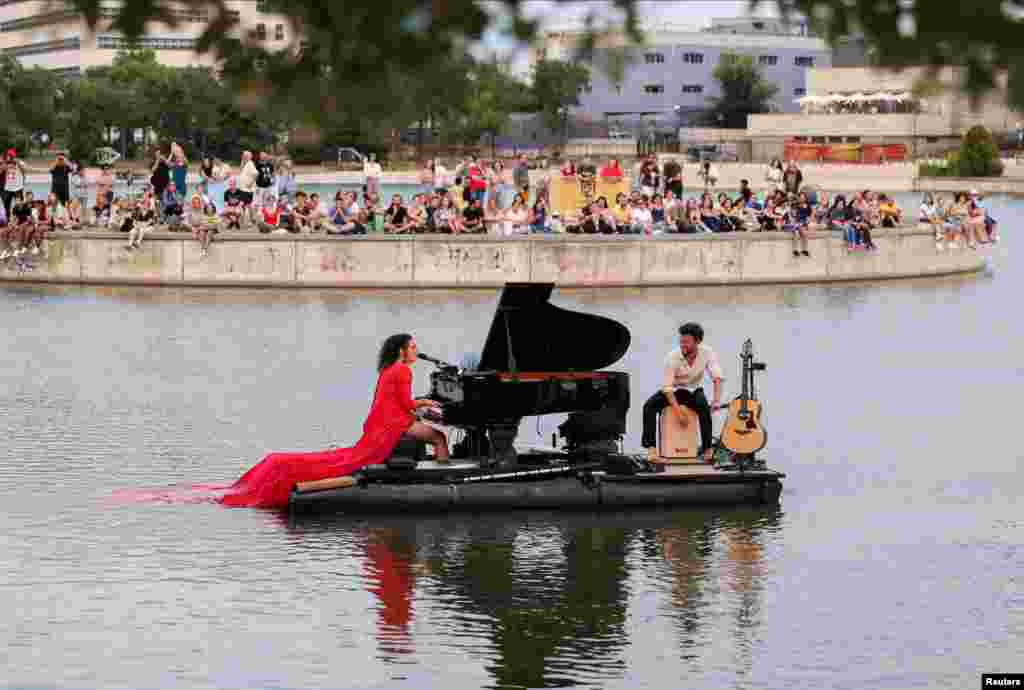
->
[720,339,767,455]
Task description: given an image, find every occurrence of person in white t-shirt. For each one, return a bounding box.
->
[363,154,382,195]
[641,322,724,463]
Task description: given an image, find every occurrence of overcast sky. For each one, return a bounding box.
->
[479,1,784,75]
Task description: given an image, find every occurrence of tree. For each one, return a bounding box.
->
[958,125,1002,177]
[530,59,591,142]
[700,53,778,129]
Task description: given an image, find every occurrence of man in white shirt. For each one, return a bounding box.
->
[363,154,382,195]
[237,150,258,224]
[642,322,723,462]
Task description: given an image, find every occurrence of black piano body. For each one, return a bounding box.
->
[425,283,631,466]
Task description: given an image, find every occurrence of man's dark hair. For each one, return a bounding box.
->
[678,322,704,342]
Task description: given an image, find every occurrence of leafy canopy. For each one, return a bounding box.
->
[701,52,779,129]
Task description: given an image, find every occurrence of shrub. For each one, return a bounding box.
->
[957,125,1002,177]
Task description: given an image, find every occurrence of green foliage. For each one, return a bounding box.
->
[958,125,1002,177]
[700,52,779,129]
[530,59,591,135]
[917,129,1003,177]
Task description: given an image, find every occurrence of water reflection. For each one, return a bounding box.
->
[290,508,780,689]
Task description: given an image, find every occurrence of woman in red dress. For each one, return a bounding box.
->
[220,334,448,509]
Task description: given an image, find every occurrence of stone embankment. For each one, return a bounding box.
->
[0,227,984,289]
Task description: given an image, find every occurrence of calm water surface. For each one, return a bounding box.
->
[1,198,1020,689]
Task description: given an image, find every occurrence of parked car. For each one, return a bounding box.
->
[336,147,366,170]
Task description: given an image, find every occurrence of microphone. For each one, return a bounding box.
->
[417,353,447,366]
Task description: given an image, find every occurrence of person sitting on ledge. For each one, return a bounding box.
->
[461,197,485,233]
[258,192,282,234]
[878,194,902,228]
[161,182,184,230]
[382,194,413,234]
[560,158,576,177]
[642,322,723,464]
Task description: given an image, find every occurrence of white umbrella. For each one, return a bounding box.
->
[825,93,847,102]
[847,92,870,102]
[795,94,821,104]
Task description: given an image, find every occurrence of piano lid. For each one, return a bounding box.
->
[477,283,631,373]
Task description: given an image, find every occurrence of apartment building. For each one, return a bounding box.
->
[0,0,292,78]
[531,17,831,127]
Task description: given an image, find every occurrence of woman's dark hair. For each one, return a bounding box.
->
[378,333,413,372]
[678,322,704,342]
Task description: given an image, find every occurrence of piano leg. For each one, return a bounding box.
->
[488,423,520,468]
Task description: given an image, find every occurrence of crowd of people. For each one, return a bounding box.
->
[0,147,1000,260]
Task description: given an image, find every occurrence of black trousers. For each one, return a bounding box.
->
[641,388,713,452]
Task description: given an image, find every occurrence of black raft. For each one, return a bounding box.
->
[288,282,784,515]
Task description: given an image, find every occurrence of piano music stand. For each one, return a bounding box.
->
[656,406,704,465]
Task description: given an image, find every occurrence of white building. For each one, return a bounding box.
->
[0,0,292,78]
[530,18,831,127]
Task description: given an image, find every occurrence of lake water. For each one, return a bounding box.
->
[0,198,1019,688]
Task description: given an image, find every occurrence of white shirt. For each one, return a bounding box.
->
[630,207,653,225]
[662,344,724,393]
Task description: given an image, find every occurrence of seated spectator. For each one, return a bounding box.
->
[560,159,576,177]
[276,196,296,233]
[529,197,549,234]
[66,199,83,229]
[629,197,654,235]
[291,191,311,231]
[461,198,485,233]
[650,194,668,233]
[162,183,184,230]
[964,194,987,249]
[784,191,813,257]
[221,191,244,231]
[381,194,411,234]
[127,191,157,250]
[969,189,999,243]
[942,194,967,249]
[433,196,458,234]
[878,194,902,228]
[258,192,282,234]
[327,194,366,235]
[46,192,69,232]
[699,194,722,232]
[194,200,219,256]
[92,194,112,227]
[0,195,32,258]
[308,192,328,232]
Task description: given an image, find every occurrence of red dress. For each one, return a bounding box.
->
[219,362,417,509]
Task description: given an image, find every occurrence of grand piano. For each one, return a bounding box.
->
[421,283,631,467]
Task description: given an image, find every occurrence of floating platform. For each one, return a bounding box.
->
[287,456,785,515]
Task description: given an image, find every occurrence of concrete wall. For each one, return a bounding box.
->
[0,229,983,288]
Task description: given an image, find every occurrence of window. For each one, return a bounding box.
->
[682,52,704,64]
[811,136,826,143]
[793,136,807,142]
[828,136,843,143]
[681,84,704,94]
[644,52,664,64]
[795,56,815,67]
[274,24,284,40]
[577,83,592,94]
[643,84,664,94]
[3,37,80,57]
[227,10,240,23]
[794,87,806,96]
[846,137,861,143]
[925,136,939,143]
[758,55,778,66]
[255,23,267,40]
[614,84,622,95]
[96,34,196,51]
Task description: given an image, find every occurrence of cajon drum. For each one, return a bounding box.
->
[657,406,702,464]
